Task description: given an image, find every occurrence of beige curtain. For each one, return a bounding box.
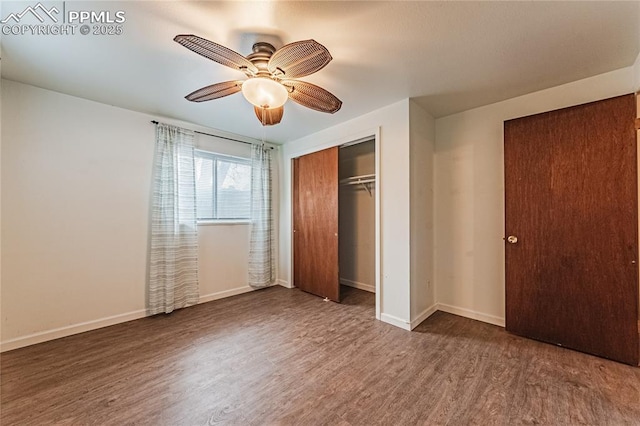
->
[248,145,274,287]
[148,123,199,314]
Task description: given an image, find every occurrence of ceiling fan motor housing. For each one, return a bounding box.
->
[246,43,285,79]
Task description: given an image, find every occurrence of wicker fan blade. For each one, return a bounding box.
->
[254,106,284,126]
[268,40,332,79]
[174,34,258,75]
[185,81,243,102]
[281,80,342,114]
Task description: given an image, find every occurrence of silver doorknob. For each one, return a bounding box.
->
[507,235,518,244]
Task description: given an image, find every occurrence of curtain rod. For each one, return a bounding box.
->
[150,120,274,149]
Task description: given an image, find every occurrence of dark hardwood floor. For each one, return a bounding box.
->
[2,286,639,425]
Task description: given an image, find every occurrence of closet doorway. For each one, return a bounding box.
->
[292,137,377,308]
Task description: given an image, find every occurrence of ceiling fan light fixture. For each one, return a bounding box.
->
[241,77,288,109]
[174,35,342,125]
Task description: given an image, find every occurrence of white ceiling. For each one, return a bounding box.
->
[1,1,638,143]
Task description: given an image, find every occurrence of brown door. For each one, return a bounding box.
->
[293,147,340,302]
[504,94,639,366]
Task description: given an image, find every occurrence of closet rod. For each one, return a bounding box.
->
[340,173,376,185]
[150,120,274,149]
[340,179,376,185]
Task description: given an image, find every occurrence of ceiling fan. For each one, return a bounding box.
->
[174,34,342,126]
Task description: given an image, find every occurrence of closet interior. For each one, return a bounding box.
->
[339,139,376,295]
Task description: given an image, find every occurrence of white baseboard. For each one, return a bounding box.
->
[340,278,375,293]
[1,290,506,352]
[0,309,147,353]
[276,279,292,289]
[410,304,438,330]
[1,285,260,353]
[437,303,505,327]
[199,285,255,303]
[382,303,504,332]
[380,313,411,331]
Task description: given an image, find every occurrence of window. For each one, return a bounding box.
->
[194,150,251,221]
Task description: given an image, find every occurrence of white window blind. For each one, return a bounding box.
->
[194,150,251,220]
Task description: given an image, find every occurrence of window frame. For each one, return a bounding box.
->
[194,149,252,224]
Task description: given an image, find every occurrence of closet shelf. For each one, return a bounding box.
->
[340,174,376,196]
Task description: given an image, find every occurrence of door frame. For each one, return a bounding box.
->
[285,128,381,319]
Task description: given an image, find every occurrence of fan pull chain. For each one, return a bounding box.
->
[261,107,266,147]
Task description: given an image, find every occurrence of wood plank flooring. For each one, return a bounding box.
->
[2,286,640,425]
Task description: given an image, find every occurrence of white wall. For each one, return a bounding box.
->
[409,101,436,327]
[1,80,273,351]
[434,66,636,326]
[280,100,411,328]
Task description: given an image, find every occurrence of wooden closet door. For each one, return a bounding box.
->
[504,94,639,366]
[293,147,340,302]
